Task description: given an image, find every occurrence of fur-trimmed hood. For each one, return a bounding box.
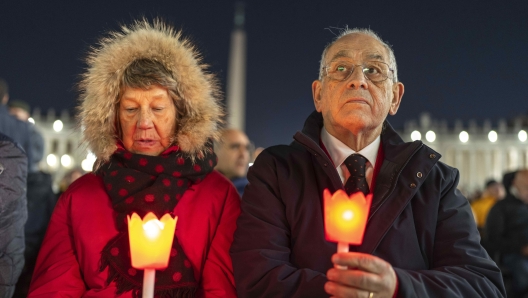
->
[78,19,222,163]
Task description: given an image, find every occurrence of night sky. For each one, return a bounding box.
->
[1,1,527,148]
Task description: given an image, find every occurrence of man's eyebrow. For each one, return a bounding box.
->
[365,53,385,61]
[328,51,386,62]
[329,50,352,62]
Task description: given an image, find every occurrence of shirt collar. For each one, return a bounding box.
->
[320,126,380,168]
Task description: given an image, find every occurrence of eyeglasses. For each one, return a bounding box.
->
[323,61,394,83]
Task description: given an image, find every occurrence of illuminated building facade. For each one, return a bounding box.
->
[31,108,94,190]
[401,113,528,193]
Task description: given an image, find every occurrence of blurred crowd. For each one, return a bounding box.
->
[1,78,86,297]
[466,170,528,297]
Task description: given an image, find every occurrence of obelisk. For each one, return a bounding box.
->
[226,2,246,130]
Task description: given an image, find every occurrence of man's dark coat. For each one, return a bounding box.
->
[231,111,505,297]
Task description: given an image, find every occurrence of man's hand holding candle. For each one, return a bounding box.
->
[325,252,397,298]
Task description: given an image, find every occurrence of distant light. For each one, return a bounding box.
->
[53,120,63,132]
[61,154,73,168]
[81,152,97,171]
[488,130,498,143]
[459,131,469,143]
[519,130,528,142]
[425,130,436,142]
[410,130,421,141]
[47,154,58,168]
[248,163,254,167]
[28,117,35,124]
[86,152,96,161]
[81,159,92,171]
[82,159,95,171]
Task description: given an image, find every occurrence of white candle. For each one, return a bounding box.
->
[142,268,155,298]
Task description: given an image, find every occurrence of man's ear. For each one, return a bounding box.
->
[312,80,323,112]
[388,82,404,115]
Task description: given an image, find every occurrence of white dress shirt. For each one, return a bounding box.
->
[320,127,380,187]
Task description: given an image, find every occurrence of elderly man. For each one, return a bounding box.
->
[215,128,251,196]
[231,29,505,297]
[487,169,528,297]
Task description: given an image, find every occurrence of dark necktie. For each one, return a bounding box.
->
[343,154,370,196]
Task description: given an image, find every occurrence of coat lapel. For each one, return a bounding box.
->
[357,124,441,254]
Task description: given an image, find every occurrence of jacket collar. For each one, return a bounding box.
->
[295,111,441,253]
[297,110,415,162]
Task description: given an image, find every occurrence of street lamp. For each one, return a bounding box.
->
[459,131,469,143]
[411,130,421,141]
[488,130,497,143]
[425,130,436,142]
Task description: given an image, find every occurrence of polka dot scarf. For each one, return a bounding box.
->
[96,142,216,297]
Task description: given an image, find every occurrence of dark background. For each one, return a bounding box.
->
[1,0,527,148]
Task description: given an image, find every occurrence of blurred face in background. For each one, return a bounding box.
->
[215,129,250,179]
[9,107,30,121]
[488,182,506,200]
[119,85,176,156]
[513,171,528,204]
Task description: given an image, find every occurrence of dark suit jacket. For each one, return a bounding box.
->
[231,111,505,298]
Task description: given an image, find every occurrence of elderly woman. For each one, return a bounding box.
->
[29,20,240,297]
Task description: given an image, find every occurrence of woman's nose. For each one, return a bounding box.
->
[137,110,153,129]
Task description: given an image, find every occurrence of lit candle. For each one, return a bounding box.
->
[323,189,372,269]
[128,212,177,298]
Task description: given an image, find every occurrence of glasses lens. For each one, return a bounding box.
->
[326,62,351,81]
[363,62,390,82]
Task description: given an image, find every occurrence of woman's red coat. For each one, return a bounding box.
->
[29,171,240,297]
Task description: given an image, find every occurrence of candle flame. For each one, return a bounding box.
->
[143,219,165,239]
[324,189,372,245]
[342,210,354,221]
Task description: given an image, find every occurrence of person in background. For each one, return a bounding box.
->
[29,19,239,297]
[8,100,44,173]
[215,128,251,196]
[503,170,518,197]
[0,132,28,298]
[0,79,33,169]
[56,167,85,198]
[487,169,528,298]
[231,28,505,297]
[7,101,56,298]
[252,147,264,163]
[472,179,506,231]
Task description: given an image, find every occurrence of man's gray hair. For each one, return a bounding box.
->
[318,28,398,82]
